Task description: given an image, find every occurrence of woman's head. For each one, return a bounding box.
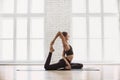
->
[62,32,70,40]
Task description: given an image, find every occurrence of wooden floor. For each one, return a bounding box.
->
[0,65,120,80]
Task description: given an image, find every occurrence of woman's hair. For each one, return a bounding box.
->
[62,32,68,37]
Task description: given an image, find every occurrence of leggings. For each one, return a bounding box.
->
[44,52,83,70]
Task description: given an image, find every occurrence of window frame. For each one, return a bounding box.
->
[72,0,120,63]
[0,0,45,64]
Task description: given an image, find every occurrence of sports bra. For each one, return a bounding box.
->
[64,45,73,56]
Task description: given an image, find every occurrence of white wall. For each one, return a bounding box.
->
[45,0,71,62]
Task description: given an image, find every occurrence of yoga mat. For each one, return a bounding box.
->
[16,68,100,71]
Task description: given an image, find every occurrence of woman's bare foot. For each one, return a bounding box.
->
[50,45,55,53]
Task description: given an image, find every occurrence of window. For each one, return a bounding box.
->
[16,0,28,13]
[104,16,119,62]
[72,0,119,63]
[1,0,14,13]
[0,0,44,63]
[0,40,13,61]
[72,17,87,62]
[0,1,52,80]
[72,0,86,13]
[31,0,44,13]
[0,18,14,38]
[89,0,101,13]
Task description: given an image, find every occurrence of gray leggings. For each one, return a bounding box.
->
[44,52,83,70]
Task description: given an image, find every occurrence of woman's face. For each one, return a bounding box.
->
[65,34,70,41]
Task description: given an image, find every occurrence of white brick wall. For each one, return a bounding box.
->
[45,0,71,63]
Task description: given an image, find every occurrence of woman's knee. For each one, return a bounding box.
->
[44,65,50,70]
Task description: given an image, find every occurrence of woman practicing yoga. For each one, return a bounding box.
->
[44,31,83,70]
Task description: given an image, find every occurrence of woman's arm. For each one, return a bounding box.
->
[62,50,71,69]
[58,32,70,51]
[63,57,71,69]
[62,50,65,58]
[50,32,60,45]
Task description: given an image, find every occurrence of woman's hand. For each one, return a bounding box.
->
[62,57,71,70]
[65,65,71,70]
[57,31,61,35]
[50,31,61,46]
[58,31,62,39]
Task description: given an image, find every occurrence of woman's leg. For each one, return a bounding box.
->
[44,52,52,70]
[70,63,83,69]
[44,52,66,70]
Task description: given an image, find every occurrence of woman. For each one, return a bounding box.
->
[44,31,83,70]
